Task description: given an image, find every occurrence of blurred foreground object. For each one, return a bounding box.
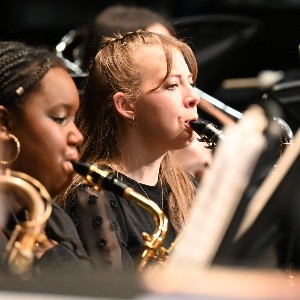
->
[143,266,300,300]
[167,104,269,270]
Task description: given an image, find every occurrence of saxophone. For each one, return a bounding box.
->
[71,161,169,270]
[71,101,294,270]
[2,169,52,277]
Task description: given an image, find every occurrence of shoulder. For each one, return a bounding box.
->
[66,184,114,209]
[64,184,121,227]
[48,200,84,240]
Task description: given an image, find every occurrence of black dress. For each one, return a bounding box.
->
[64,173,177,271]
[1,201,92,276]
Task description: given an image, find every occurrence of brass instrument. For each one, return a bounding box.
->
[72,106,293,270]
[71,161,169,270]
[2,170,52,277]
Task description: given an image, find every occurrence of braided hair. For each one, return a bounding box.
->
[0,41,65,110]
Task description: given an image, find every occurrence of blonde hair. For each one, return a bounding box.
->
[60,30,198,232]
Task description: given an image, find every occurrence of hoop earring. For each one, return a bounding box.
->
[1,134,21,165]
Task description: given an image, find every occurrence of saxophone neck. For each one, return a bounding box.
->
[72,161,170,270]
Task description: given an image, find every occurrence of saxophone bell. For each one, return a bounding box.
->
[2,170,52,278]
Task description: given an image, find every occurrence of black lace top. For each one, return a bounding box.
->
[64,173,177,271]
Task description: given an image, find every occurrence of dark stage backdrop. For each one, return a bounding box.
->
[2,1,300,76]
[2,0,300,116]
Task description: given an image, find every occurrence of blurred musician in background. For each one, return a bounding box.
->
[80,4,175,72]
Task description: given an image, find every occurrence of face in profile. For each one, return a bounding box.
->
[132,45,199,152]
[9,67,83,197]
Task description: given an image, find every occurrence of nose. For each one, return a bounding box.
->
[184,85,200,108]
[68,122,83,147]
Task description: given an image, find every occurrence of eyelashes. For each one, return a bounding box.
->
[52,117,67,125]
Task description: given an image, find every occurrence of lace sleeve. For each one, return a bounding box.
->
[65,185,131,270]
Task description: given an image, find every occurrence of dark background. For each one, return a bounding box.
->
[2,0,300,122]
[2,0,300,71]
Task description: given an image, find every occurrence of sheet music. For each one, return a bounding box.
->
[235,128,300,240]
[167,105,268,270]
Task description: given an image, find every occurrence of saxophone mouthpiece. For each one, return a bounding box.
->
[71,160,90,177]
[189,120,208,132]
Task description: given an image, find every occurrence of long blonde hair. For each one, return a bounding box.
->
[59,30,198,232]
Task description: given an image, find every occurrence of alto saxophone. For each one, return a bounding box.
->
[71,161,169,270]
[2,170,52,276]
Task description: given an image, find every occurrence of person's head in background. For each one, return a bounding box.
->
[81,4,175,70]
[0,41,83,197]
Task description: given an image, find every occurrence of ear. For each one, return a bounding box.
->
[113,92,135,119]
[0,106,12,142]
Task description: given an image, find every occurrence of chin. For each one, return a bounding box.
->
[185,135,196,146]
[172,140,193,151]
[49,178,70,198]
[170,132,196,150]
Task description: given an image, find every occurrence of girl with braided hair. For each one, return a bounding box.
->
[59,30,200,270]
[0,41,91,277]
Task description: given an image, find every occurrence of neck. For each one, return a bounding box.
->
[112,156,164,185]
[112,128,168,185]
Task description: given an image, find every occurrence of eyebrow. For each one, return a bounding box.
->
[49,103,74,112]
